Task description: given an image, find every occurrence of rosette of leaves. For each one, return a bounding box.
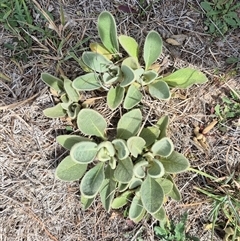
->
[41,73,81,119]
[72,11,208,111]
[55,108,190,223]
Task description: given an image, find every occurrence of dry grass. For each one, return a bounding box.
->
[0,0,239,240]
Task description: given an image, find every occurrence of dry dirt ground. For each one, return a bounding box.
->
[0,0,240,241]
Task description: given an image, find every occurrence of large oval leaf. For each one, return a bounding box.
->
[77,109,107,139]
[111,190,133,209]
[119,35,138,58]
[129,195,144,221]
[117,109,142,139]
[148,80,170,100]
[70,141,98,164]
[162,68,208,88]
[139,126,160,147]
[140,175,164,214]
[107,86,125,110]
[56,135,90,150]
[43,103,66,118]
[159,151,190,173]
[123,84,142,109]
[143,31,162,70]
[155,178,173,195]
[112,139,129,160]
[72,73,101,91]
[122,57,140,70]
[120,65,135,87]
[151,137,174,157]
[80,163,105,198]
[82,52,112,73]
[127,136,146,158]
[97,11,119,53]
[100,178,116,212]
[55,155,87,181]
[41,73,63,93]
[114,157,133,183]
[63,77,79,102]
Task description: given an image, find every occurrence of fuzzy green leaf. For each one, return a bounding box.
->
[72,73,101,91]
[55,155,87,181]
[133,159,148,179]
[123,84,142,109]
[142,70,158,85]
[81,195,94,210]
[63,77,79,102]
[112,139,129,160]
[80,163,105,198]
[122,57,140,70]
[43,103,66,118]
[97,141,115,161]
[139,127,160,147]
[109,156,117,169]
[162,68,208,88]
[140,176,164,214]
[82,52,112,73]
[56,135,90,150]
[70,141,98,164]
[97,11,119,53]
[147,159,165,178]
[77,109,107,139]
[111,190,132,209]
[120,65,135,87]
[117,109,142,139]
[152,207,166,221]
[100,178,116,212]
[41,73,63,93]
[114,157,133,183]
[149,80,170,100]
[143,31,162,70]
[159,151,190,173]
[151,137,174,157]
[155,178,173,195]
[127,136,146,158]
[118,182,129,192]
[166,175,181,201]
[107,86,125,110]
[119,35,138,58]
[129,195,144,221]
[66,103,81,119]
[129,177,142,189]
[156,116,169,140]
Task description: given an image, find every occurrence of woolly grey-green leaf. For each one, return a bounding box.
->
[109,157,117,169]
[148,80,170,100]
[162,67,208,88]
[107,86,125,110]
[122,57,140,70]
[143,31,162,70]
[81,195,95,210]
[41,73,63,93]
[63,77,79,102]
[142,70,158,85]
[117,109,142,139]
[127,136,146,158]
[156,115,169,140]
[80,162,105,198]
[155,178,173,195]
[123,84,142,109]
[129,195,144,221]
[97,141,116,161]
[140,175,164,214]
[118,182,129,192]
[120,65,135,87]
[119,35,138,58]
[159,151,190,173]
[129,177,143,189]
[139,126,160,147]
[77,109,107,139]
[100,178,116,212]
[112,139,129,160]
[151,137,174,157]
[152,207,166,221]
[56,135,90,150]
[55,155,87,181]
[111,190,133,209]
[82,51,112,73]
[114,157,133,183]
[72,73,101,91]
[98,11,119,53]
[133,159,148,179]
[147,159,165,178]
[166,175,181,201]
[43,103,66,118]
[70,141,98,164]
